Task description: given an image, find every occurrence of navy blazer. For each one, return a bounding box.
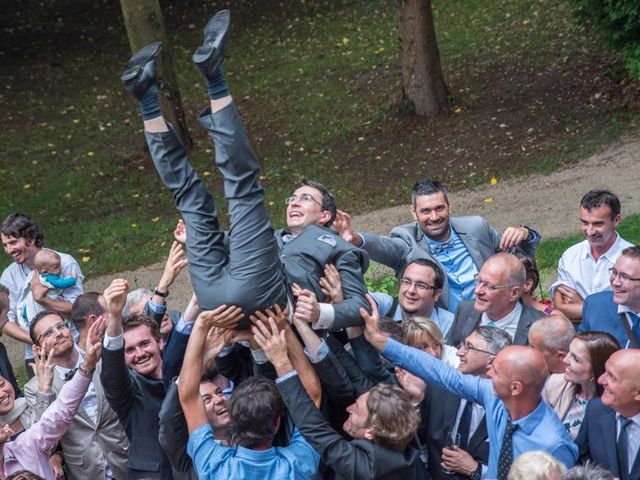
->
[576,398,640,480]
[580,290,632,348]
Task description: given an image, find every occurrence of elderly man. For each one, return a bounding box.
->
[24,310,129,479]
[576,349,640,479]
[552,190,632,322]
[422,326,512,479]
[528,314,576,374]
[362,295,577,479]
[371,258,454,336]
[447,252,544,347]
[580,245,640,348]
[335,179,539,311]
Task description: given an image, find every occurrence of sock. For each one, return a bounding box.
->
[207,65,230,100]
[139,84,161,120]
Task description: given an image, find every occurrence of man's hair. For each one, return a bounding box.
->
[366,383,420,452]
[473,325,512,354]
[402,318,444,351]
[302,179,337,227]
[411,179,449,207]
[123,287,152,318]
[400,258,445,290]
[508,450,566,480]
[559,462,614,480]
[379,317,404,342]
[514,253,540,292]
[7,472,45,480]
[71,292,103,328]
[122,314,161,342]
[580,190,620,219]
[229,376,284,448]
[0,213,44,248]
[621,245,640,260]
[574,332,620,397]
[528,314,576,353]
[201,360,220,383]
[29,310,65,345]
[492,252,526,287]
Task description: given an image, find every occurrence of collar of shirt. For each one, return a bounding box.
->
[582,232,626,262]
[616,411,640,429]
[54,346,84,380]
[481,301,522,326]
[512,398,547,435]
[617,304,640,316]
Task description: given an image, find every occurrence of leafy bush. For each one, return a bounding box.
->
[365,262,399,295]
[569,0,640,77]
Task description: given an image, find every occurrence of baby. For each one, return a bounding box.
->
[16,249,76,330]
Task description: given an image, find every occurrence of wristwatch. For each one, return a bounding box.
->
[469,463,482,480]
[153,287,169,298]
[78,364,96,378]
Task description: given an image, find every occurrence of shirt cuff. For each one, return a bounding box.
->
[216,345,234,358]
[104,329,124,350]
[148,299,167,313]
[313,303,335,330]
[175,314,194,335]
[275,370,298,384]
[303,339,329,364]
[357,232,366,249]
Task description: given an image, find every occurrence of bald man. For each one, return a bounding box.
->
[447,253,544,347]
[362,295,577,480]
[576,349,640,480]
[528,314,576,374]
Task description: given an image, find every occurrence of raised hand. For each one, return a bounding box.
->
[103,278,129,317]
[395,367,427,403]
[33,342,55,394]
[319,263,344,303]
[499,226,530,249]
[292,285,320,324]
[332,209,361,246]
[196,305,244,331]
[360,293,389,351]
[83,315,106,370]
[174,218,187,244]
[250,304,289,332]
[203,327,236,364]
[157,241,189,294]
[251,316,291,374]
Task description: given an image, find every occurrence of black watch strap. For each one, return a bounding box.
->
[153,287,168,298]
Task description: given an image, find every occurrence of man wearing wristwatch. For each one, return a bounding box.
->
[334,178,540,312]
[23,310,129,480]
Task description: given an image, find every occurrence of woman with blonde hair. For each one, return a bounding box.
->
[402,317,459,367]
[508,450,566,480]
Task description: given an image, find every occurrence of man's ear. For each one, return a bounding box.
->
[158,337,165,352]
[510,380,523,396]
[410,205,418,221]
[363,427,375,442]
[320,209,332,227]
[433,288,443,303]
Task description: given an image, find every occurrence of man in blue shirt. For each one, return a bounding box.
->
[360,295,577,479]
[334,179,540,312]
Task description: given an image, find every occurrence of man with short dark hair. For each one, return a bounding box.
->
[576,349,640,479]
[335,178,539,312]
[580,245,640,348]
[447,253,544,347]
[528,314,576,373]
[71,292,106,352]
[24,310,129,479]
[362,296,578,478]
[0,213,84,373]
[551,190,632,322]
[371,258,454,336]
[252,316,427,479]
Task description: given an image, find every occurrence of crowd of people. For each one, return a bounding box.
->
[0,9,639,480]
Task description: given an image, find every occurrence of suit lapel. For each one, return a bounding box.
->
[451,220,484,270]
[600,408,621,477]
[467,412,488,453]
[512,304,536,345]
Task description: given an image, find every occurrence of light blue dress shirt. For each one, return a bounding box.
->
[382,338,577,478]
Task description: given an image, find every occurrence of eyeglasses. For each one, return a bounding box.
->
[609,268,640,283]
[474,273,519,292]
[37,321,69,344]
[400,278,436,292]
[457,342,494,355]
[284,193,322,207]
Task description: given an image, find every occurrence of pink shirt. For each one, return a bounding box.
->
[3,372,91,478]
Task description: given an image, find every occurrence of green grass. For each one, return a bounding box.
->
[1,0,638,277]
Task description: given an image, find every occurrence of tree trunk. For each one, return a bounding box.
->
[120,0,192,149]
[397,0,448,117]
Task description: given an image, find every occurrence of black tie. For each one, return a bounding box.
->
[497,419,518,480]
[629,313,640,344]
[457,400,473,449]
[617,417,633,480]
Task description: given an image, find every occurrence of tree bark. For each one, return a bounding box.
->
[120,0,192,149]
[397,0,448,117]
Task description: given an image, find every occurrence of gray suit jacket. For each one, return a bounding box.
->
[24,361,129,480]
[446,300,544,347]
[361,216,539,309]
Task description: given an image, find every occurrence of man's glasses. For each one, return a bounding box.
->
[473,274,519,292]
[37,321,69,344]
[284,193,322,207]
[609,268,640,284]
[457,342,494,355]
[399,278,436,292]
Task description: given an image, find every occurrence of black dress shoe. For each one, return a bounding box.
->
[121,41,162,100]
[193,10,230,79]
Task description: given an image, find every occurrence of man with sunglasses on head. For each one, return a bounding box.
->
[23,310,129,479]
[580,245,640,348]
[447,252,544,347]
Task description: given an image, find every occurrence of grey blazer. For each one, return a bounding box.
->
[446,300,544,347]
[24,361,129,480]
[361,216,539,309]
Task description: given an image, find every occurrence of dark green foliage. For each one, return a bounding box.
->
[569,0,640,77]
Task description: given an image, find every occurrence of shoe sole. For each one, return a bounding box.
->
[121,41,162,84]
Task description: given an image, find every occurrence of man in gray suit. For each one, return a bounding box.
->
[24,310,129,479]
[335,179,539,311]
[447,253,544,347]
